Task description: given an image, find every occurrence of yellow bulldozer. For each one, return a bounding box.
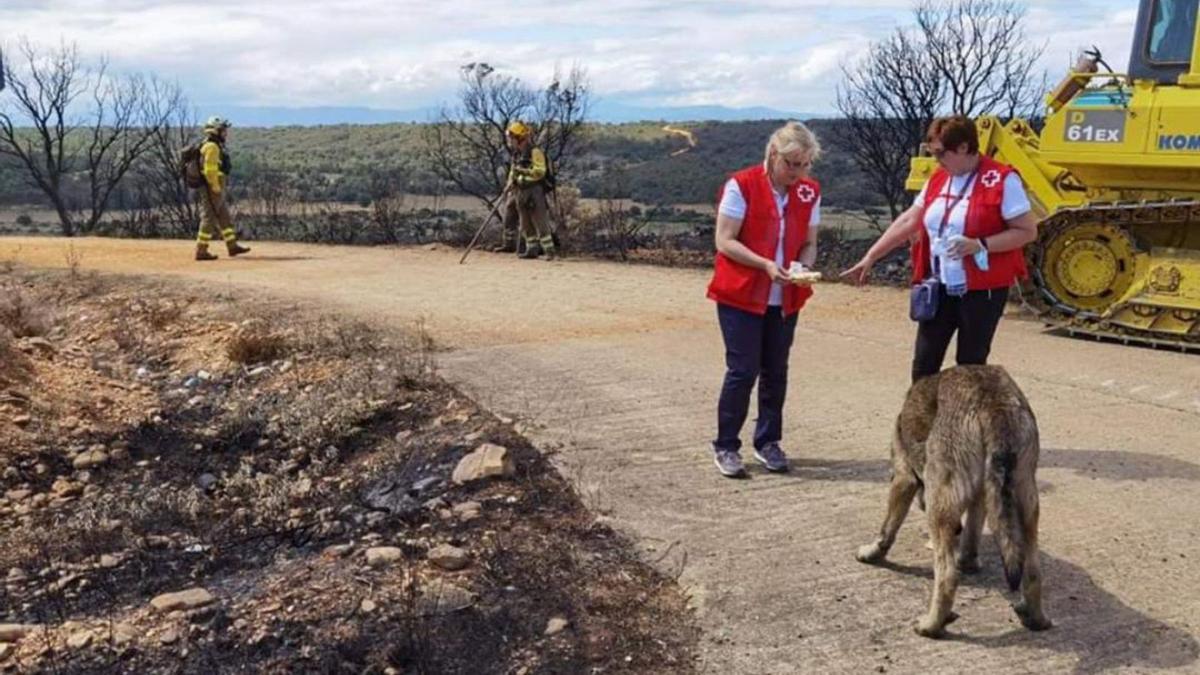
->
[907,0,1200,350]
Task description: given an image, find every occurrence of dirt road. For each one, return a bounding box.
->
[5,237,1200,673]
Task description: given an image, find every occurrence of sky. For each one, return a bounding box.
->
[0,0,1138,115]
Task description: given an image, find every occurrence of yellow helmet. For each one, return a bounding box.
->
[506,121,530,138]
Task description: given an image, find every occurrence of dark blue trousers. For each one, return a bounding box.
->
[714,303,799,454]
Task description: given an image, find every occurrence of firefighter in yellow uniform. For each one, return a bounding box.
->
[195,116,251,261]
[497,121,556,260]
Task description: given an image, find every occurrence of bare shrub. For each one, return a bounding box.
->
[1,246,22,275]
[226,321,288,364]
[143,300,184,330]
[0,284,52,337]
[0,324,13,361]
[64,244,82,280]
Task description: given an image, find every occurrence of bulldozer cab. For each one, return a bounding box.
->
[1128,0,1199,84]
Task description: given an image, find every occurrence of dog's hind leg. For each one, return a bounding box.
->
[957,491,984,574]
[856,470,920,564]
[1012,480,1052,631]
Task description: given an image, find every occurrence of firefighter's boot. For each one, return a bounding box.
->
[227,242,251,257]
[518,243,543,259]
[195,244,218,261]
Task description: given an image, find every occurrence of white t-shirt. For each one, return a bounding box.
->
[719,178,821,307]
[914,171,1031,242]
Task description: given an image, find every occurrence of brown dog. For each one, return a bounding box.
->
[856,365,1051,638]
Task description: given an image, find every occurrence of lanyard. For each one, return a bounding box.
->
[932,169,977,277]
[937,169,977,238]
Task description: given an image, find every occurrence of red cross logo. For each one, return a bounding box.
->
[981,169,1001,188]
[795,184,816,203]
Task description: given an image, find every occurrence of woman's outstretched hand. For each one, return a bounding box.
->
[841,257,874,285]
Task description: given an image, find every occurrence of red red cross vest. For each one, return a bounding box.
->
[911,154,1028,290]
[706,164,819,316]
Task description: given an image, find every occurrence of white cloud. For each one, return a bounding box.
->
[0,0,1137,114]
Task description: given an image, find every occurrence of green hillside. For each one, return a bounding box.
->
[0,120,883,209]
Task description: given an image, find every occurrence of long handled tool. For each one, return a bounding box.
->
[459,184,512,265]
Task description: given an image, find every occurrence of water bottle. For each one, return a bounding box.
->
[943,257,968,296]
[940,235,969,293]
[938,236,968,296]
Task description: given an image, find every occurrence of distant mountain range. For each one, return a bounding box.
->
[201,102,824,127]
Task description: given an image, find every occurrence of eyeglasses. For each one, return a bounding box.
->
[921,142,951,160]
[777,155,811,171]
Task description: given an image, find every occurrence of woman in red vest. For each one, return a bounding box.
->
[842,116,1038,382]
[706,121,822,478]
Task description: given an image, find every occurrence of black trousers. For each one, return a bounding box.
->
[912,286,1008,382]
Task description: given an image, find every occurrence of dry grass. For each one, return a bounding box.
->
[225,321,288,364]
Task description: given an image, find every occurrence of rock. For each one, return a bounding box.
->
[7,568,29,583]
[4,489,31,503]
[67,630,92,649]
[150,588,215,613]
[411,476,440,493]
[365,547,404,568]
[73,449,109,470]
[112,623,138,646]
[361,478,420,516]
[0,623,40,642]
[183,377,200,389]
[51,478,83,497]
[428,544,470,571]
[247,366,271,377]
[360,598,377,614]
[135,366,150,379]
[197,474,218,491]
[416,580,474,616]
[0,643,11,662]
[98,554,120,569]
[451,444,515,485]
[159,627,181,645]
[545,617,570,636]
[12,414,31,428]
[21,337,55,355]
[321,544,354,559]
[452,501,483,522]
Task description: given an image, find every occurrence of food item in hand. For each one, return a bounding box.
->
[787,262,822,284]
[789,270,822,284]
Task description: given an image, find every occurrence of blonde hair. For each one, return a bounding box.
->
[764,120,822,164]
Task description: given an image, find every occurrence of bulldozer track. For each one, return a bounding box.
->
[1029,199,1200,353]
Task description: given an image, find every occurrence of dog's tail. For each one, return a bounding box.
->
[985,415,1027,592]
